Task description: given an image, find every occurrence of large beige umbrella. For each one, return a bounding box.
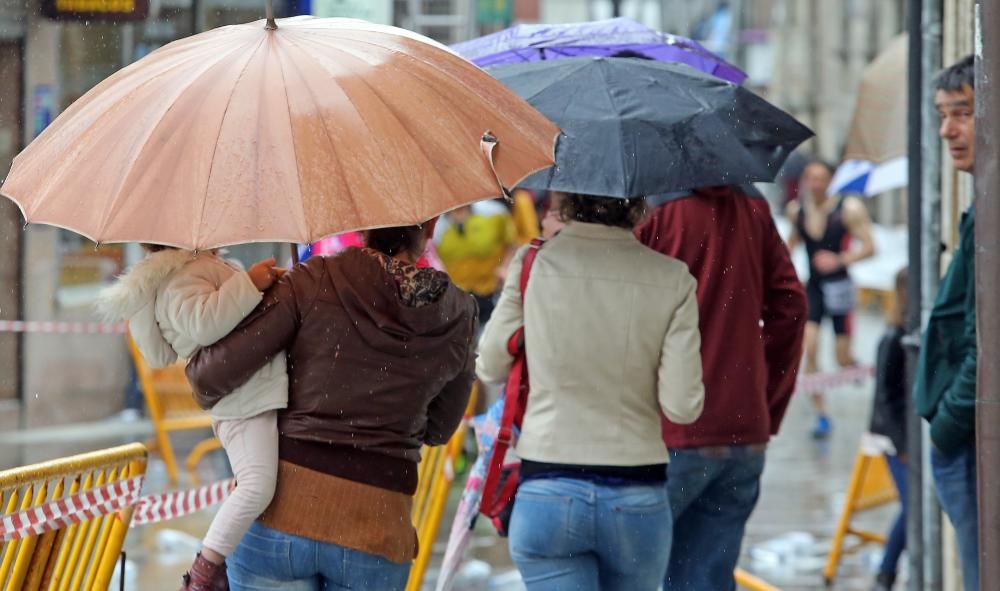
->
[842,34,907,163]
[0,15,557,250]
[830,34,907,196]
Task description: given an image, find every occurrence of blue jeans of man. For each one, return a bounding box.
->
[931,443,979,591]
[664,445,767,591]
[227,521,412,591]
[508,477,672,591]
[879,453,907,576]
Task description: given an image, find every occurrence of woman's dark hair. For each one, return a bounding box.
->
[935,54,974,92]
[142,244,177,253]
[609,49,653,60]
[365,225,425,258]
[559,194,647,229]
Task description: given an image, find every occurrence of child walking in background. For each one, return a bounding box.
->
[99,245,287,591]
[868,269,909,591]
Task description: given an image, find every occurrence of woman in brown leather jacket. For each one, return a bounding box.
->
[185,221,477,591]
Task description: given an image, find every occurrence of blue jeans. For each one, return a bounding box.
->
[227,522,412,590]
[931,444,979,591]
[880,453,907,576]
[664,446,766,591]
[508,477,672,591]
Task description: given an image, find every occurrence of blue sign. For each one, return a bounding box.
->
[32,85,55,138]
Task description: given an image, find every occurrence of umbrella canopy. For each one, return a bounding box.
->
[828,157,907,197]
[0,17,558,251]
[452,17,746,84]
[831,35,908,197]
[490,57,812,199]
[842,35,907,163]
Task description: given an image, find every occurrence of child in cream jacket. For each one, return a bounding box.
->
[100,245,286,590]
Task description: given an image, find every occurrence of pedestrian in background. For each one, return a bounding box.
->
[477,194,704,591]
[914,54,979,591]
[636,185,807,591]
[435,201,518,326]
[786,160,876,438]
[868,268,909,591]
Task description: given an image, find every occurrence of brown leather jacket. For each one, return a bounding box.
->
[186,248,477,494]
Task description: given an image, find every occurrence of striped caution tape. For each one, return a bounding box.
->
[0,320,127,335]
[1,476,143,542]
[130,479,234,527]
[795,365,874,395]
[1,477,235,540]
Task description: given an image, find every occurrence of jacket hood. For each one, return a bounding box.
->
[326,249,476,358]
[96,249,195,368]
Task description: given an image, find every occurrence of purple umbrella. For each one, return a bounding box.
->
[451,17,747,84]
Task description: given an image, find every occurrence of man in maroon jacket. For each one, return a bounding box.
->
[637,185,807,590]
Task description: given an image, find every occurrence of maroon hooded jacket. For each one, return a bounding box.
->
[636,187,807,448]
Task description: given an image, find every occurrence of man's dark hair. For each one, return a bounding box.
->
[560,194,646,229]
[935,54,975,92]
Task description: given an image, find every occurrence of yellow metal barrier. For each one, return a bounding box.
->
[405,385,478,591]
[857,287,897,321]
[736,568,782,591]
[129,337,221,485]
[0,443,147,591]
[823,449,898,585]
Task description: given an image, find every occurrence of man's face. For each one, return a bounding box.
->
[802,163,832,201]
[935,85,976,173]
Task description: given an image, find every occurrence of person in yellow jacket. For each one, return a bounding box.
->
[510,189,541,245]
[436,199,523,325]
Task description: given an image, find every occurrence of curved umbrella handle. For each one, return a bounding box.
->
[480,132,512,201]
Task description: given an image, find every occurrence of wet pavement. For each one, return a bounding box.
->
[1,308,899,591]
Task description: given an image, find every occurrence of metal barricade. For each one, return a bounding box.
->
[406,385,478,591]
[0,443,147,591]
[823,448,899,585]
[128,337,220,485]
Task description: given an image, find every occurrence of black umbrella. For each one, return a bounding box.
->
[489,57,813,198]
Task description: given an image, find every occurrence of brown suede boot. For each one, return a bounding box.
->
[179,553,229,591]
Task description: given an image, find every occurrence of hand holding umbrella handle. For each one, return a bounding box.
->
[480,132,513,201]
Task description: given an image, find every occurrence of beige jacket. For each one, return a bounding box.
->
[477,222,704,466]
[98,249,287,421]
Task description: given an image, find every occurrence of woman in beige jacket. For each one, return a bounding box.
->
[477,194,705,591]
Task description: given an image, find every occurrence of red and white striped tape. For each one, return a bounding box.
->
[130,479,234,527]
[795,365,874,395]
[0,320,127,335]
[0,477,235,540]
[0,476,143,542]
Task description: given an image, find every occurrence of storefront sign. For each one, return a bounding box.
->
[42,0,150,22]
[477,0,513,24]
[32,85,55,138]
